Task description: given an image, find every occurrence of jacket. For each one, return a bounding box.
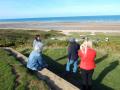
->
[68,42,80,60]
[27,50,43,71]
[78,48,96,70]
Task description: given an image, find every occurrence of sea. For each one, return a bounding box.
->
[0,15,120,22]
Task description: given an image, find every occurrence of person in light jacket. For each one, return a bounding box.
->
[33,35,41,48]
[27,36,47,73]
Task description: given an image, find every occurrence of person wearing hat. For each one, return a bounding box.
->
[27,37,47,73]
[66,38,80,74]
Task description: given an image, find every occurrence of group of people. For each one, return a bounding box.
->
[27,35,96,90]
[66,38,96,90]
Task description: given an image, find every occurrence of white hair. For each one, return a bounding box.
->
[80,40,93,55]
[80,40,87,55]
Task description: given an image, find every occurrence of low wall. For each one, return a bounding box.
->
[4,47,80,90]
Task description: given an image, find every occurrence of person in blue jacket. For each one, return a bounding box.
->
[27,36,47,73]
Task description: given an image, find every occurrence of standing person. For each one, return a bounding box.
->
[27,35,47,73]
[66,38,80,74]
[78,40,96,90]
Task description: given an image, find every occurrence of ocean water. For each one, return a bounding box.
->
[0,15,120,22]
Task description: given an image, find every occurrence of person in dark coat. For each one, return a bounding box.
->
[66,38,80,73]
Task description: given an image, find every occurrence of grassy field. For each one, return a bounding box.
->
[0,49,50,90]
[0,29,120,90]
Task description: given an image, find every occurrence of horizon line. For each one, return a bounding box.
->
[0,15,120,20]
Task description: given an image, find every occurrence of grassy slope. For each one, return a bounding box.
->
[44,48,120,90]
[18,46,120,90]
[0,49,50,90]
[18,32,120,90]
[0,29,120,90]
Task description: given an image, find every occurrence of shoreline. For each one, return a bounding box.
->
[0,21,120,35]
[0,28,120,35]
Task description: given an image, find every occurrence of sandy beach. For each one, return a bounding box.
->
[0,22,120,35]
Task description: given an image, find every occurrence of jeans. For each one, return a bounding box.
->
[66,60,78,73]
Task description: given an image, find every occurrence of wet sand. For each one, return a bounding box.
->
[0,22,120,34]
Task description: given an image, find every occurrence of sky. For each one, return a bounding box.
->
[0,0,120,19]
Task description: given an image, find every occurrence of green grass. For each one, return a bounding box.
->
[43,48,120,90]
[1,29,120,90]
[18,34,120,90]
[0,49,50,90]
[19,46,120,90]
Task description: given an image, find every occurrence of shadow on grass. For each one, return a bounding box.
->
[93,60,119,90]
[55,55,68,62]
[95,54,108,64]
[7,49,119,90]
[43,54,83,89]
[43,54,66,75]
[43,54,119,90]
